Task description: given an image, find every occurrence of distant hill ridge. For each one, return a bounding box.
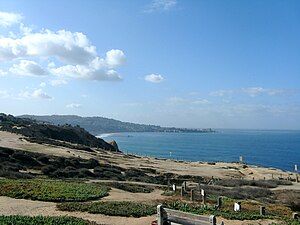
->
[0,113,117,152]
[19,115,214,135]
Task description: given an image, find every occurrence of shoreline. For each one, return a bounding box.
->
[98,131,299,173]
[0,131,298,181]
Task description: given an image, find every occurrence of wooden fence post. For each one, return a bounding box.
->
[201,189,206,205]
[190,189,195,201]
[183,181,187,192]
[260,206,266,216]
[216,196,222,209]
[292,212,299,219]
[157,204,164,225]
[209,215,216,225]
[180,186,184,197]
[172,183,177,192]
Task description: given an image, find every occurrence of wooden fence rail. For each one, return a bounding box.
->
[157,205,224,225]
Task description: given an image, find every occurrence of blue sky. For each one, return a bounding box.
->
[0,0,299,129]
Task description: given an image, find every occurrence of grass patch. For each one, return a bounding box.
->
[0,215,95,225]
[57,201,156,217]
[0,179,109,202]
[104,182,154,193]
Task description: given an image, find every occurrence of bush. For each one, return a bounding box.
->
[57,201,156,217]
[0,179,109,202]
[41,165,57,175]
[0,215,94,225]
[105,182,154,193]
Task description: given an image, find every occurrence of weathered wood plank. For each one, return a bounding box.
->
[157,205,218,225]
[164,208,212,222]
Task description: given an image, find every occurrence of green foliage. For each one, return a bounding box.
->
[0,179,109,202]
[0,215,93,225]
[104,182,154,193]
[215,179,292,188]
[269,220,300,225]
[57,201,156,217]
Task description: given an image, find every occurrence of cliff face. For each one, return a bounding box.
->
[0,113,118,152]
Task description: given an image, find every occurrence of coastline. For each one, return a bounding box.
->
[98,131,300,173]
[1,130,298,182]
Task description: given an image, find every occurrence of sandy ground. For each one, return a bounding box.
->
[102,188,167,202]
[0,131,297,181]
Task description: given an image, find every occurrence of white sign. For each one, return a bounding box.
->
[234,203,241,212]
[201,189,205,196]
[172,184,176,191]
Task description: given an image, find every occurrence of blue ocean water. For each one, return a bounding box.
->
[100,130,300,172]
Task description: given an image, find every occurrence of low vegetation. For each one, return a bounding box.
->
[0,215,95,225]
[197,184,273,201]
[163,200,299,224]
[57,201,156,217]
[215,179,293,188]
[0,179,109,202]
[103,182,154,193]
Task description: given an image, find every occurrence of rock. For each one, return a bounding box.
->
[109,140,119,152]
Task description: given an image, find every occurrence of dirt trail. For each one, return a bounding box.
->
[102,188,167,202]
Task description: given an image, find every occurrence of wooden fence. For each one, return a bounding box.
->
[157,204,224,225]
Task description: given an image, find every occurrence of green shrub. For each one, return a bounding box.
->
[215,179,292,188]
[104,182,154,193]
[0,179,109,202]
[58,201,156,217]
[0,215,94,225]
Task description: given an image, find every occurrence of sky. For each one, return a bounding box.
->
[0,0,299,129]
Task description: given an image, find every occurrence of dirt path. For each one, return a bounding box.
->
[102,188,167,202]
[272,182,300,191]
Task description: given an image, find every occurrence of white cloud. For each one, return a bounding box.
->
[66,103,82,108]
[9,60,47,76]
[167,97,187,104]
[50,79,67,86]
[105,49,126,67]
[0,69,7,76]
[167,97,209,105]
[0,15,126,82]
[0,29,96,64]
[144,74,164,83]
[210,89,234,97]
[144,0,177,13]
[0,11,23,27]
[242,87,287,97]
[51,62,122,81]
[19,88,52,100]
[210,87,291,98]
[40,82,46,87]
[192,99,209,104]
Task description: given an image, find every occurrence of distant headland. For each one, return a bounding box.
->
[19,115,215,135]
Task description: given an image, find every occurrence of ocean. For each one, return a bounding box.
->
[99,129,300,172]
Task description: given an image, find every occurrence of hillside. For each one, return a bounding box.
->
[19,115,215,135]
[0,113,117,152]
